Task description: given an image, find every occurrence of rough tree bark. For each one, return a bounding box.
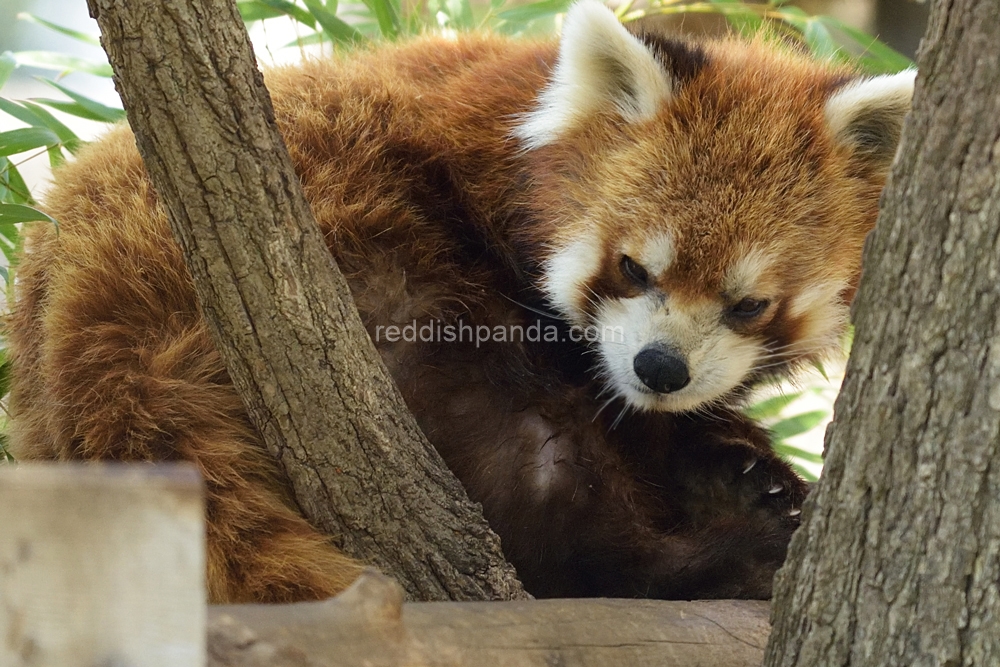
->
[765,0,1000,664]
[85,0,525,602]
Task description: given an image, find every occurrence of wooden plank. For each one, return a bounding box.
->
[209,570,770,666]
[0,464,205,667]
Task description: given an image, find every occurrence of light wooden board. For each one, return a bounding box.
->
[0,464,205,667]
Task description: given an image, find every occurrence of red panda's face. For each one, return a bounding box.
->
[516,1,914,412]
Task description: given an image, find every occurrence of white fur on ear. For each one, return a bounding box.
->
[513,0,671,150]
[825,69,916,163]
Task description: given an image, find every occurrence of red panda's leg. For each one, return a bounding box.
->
[417,375,803,599]
[489,421,801,599]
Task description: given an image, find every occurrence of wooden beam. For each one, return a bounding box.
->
[209,570,770,666]
[0,464,205,667]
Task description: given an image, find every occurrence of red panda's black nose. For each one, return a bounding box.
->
[633,345,690,394]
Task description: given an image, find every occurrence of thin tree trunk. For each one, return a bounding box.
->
[85,0,526,603]
[765,0,1000,663]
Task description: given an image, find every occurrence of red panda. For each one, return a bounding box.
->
[5,1,913,602]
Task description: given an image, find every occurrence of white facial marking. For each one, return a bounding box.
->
[513,0,672,150]
[634,232,674,278]
[789,281,844,319]
[543,236,603,325]
[724,250,775,298]
[594,294,761,412]
[788,281,849,358]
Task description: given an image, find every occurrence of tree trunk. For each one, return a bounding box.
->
[85,0,525,603]
[765,0,1000,664]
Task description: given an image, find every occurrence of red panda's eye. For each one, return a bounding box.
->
[730,298,769,318]
[620,255,649,287]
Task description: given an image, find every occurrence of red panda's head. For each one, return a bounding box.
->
[515,0,914,413]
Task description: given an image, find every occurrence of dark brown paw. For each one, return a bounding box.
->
[739,451,808,522]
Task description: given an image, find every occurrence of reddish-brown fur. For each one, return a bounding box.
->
[7,30,884,602]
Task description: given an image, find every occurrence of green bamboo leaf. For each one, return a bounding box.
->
[770,410,828,441]
[444,0,476,30]
[18,101,83,152]
[788,460,819,482]
[0,127,60,156]
[0,359,9,398]
[295,10,379,38]
[0,219,17,242]
[47,145,65,168]
[771,5,809,20]
[826,19,914,73]
[34,80,125,123]
[302,0,365,44]
[0,223,20,265]
[708,0,763,37]
[496,0,572,24]
[281,31,327,48]
[811,358,829,381]
[31,98,109,122]
[773,442,825,465]
[427,0,453,29]
[0,159,33,205]
[17,13,102,46]
[744,391,805,421]
[14,51,114,78]
[237,0,289,22]
[0,52,16,90]
[842,325,855,352]
[364,0,401,39]
[802,18,840,60]
[0,99,82,152]
[350,21,382,38]
[0,98,49,128]
[0,433,13,462]
[0,203,55,224]
[258,0,317,27]
[768,4,810,38]
[0,158,9,202]
[0,222,17,249]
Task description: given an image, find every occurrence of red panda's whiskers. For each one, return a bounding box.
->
[609,403,632,432]
[499,292,562,320]
[593,397,617,422]
[748,349,831,375]
[762,344,835,363]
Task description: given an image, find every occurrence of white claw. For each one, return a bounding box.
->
[742,459,758,474]
[789,508,802,517]
[768,484,784,495]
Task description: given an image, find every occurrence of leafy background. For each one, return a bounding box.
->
[0,0,917,476]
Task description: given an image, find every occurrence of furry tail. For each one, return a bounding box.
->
[5,129,363,602]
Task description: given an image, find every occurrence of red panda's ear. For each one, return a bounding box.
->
[514,0,672,150]
[825,70,916,170]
